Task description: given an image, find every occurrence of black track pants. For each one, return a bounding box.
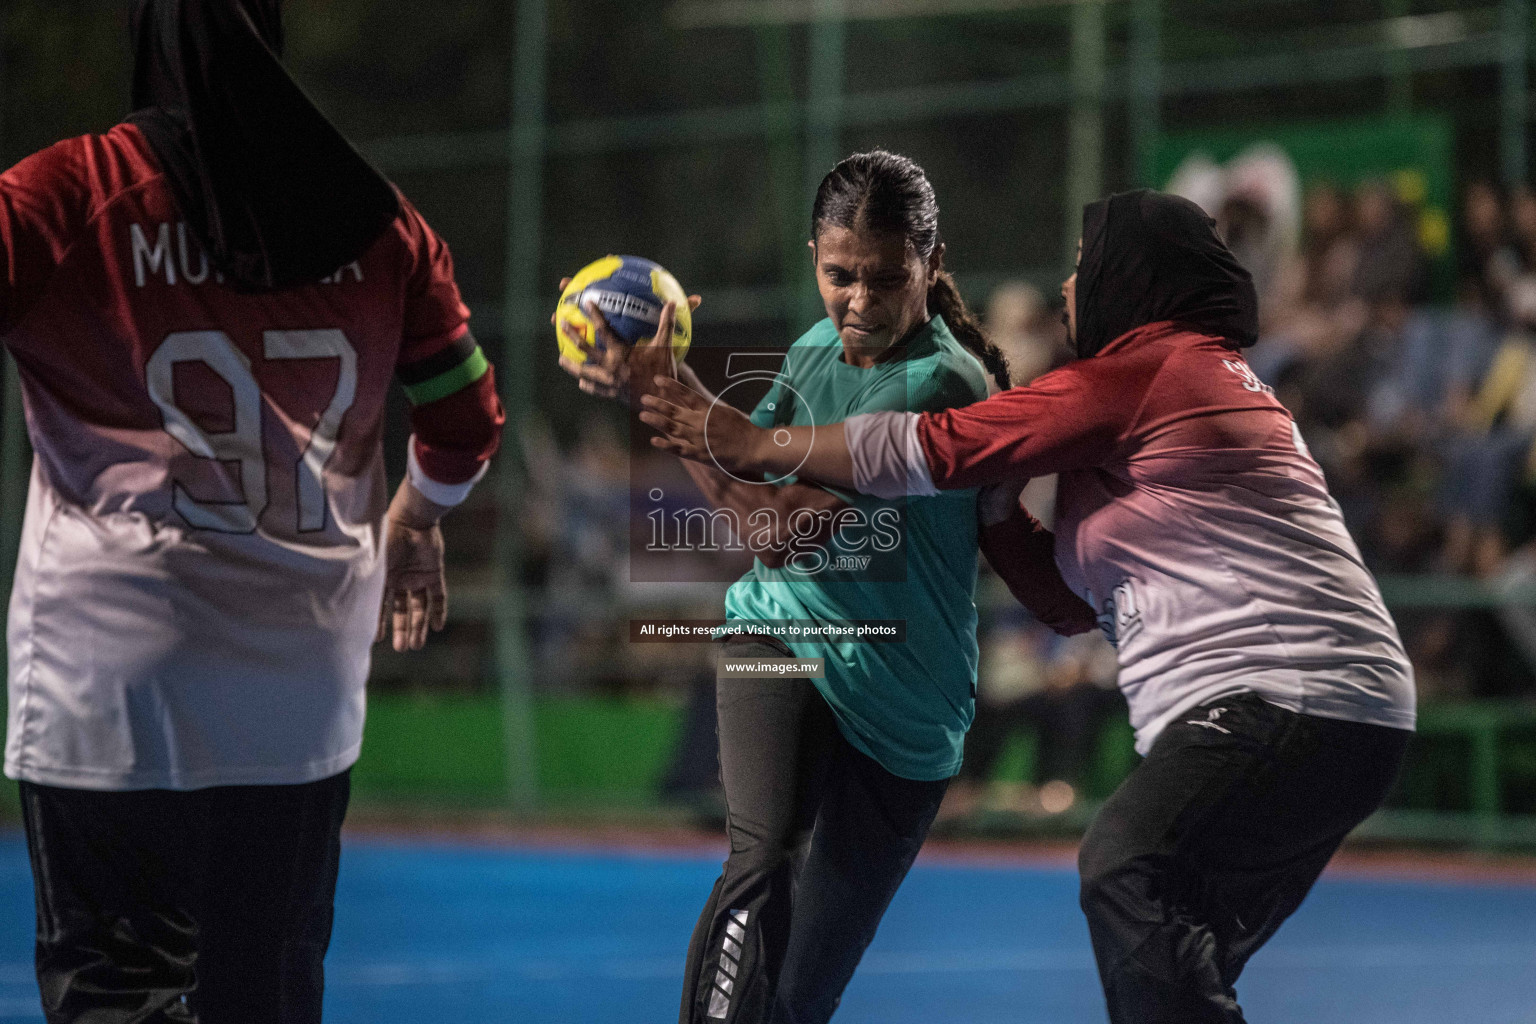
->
[1077,693,1409,1024]
[681,638,948,1024]
[20,771,350,1024]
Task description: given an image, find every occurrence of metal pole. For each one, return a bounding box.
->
[802,0,846,322]
[0,11,25,605]
[1385,0,1412,116]
[494,0,547,813]
[1501,0,1528,187]
[755,25,808,308]
[1065,0,1106,260]
[1129,0,1162,187]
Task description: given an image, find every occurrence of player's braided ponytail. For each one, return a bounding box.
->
[812,150,1012,390]
[925,269,1011,389]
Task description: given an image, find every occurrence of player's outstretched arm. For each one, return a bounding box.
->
[643,386,1097,624]
[639,379,856,488]
[644,359,1132,498]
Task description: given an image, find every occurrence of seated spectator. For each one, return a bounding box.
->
[1352,178,1430,311]
[1439,282,1536,576]
[1458,180,1520,318]
[1249,182,1368,390]
[1218,143,1301,326]
[1511,185,1536,276]
[1278,183,1431,460]
[1299,182,1359,306]
[1366,308,1498,440]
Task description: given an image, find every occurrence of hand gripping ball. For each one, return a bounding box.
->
[555,255,692,365]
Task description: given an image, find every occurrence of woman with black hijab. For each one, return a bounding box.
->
[0,2,503,1020]
[127,0,399,290]
[636,189,1416,1023]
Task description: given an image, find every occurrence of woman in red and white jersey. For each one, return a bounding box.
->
[639,190,1413,1024]
[0,2,503,1021]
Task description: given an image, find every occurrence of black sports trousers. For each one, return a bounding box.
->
[681,637,949,1024]
[19,770,351,1024]
[1077,691,1410,1024]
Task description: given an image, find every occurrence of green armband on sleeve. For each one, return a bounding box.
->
[398,330,490,404]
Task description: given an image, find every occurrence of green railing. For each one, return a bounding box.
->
[1363,702,1536,849]
[350,572,1536,849]
[349,690,1536,851]
[2,686,1534,851]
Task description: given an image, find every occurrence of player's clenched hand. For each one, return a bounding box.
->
[378,485,450,652]
[554,278,700,405]
[555,296,630,401]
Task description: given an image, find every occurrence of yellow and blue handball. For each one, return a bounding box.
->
[555,255,691,365]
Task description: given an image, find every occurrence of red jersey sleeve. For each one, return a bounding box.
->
[915,355,1155,490]
[398,195,471,362]
[0,138,93,335]
[394,196,504,487]
[978,504,1097,635]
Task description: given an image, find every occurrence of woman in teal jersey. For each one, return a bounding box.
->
[561,151,1091,1024]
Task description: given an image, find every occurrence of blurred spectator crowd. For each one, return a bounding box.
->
[1171,149,1536,704]
[415,151,1536,819]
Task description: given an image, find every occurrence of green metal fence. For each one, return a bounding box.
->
[367,0,1536,819]
[3,2,1536,847]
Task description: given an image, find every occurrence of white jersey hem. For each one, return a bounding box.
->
[4,742,361,792]
[1290,697,1417,732]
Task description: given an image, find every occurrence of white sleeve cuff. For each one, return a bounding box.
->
[406,435,489,507]
[845,412,938,499]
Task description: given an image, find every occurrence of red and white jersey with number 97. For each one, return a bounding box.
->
[0,125,500,790]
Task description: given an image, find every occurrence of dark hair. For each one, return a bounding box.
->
[811,150,1011,389]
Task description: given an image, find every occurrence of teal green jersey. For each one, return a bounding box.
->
[722,315,989,780]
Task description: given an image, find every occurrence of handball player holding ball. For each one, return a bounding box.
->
[561,151,1095,1024]
[639,188,1415,1024]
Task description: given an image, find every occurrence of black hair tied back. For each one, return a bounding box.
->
[812,150,1011,389]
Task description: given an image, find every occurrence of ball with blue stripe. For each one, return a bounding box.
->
[555,255,692,365]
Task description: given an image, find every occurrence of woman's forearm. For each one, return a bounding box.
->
[979,505,1097,636]
[678,456,751,514]
[679,456,842,524]
[638,378,861,492]
[646,360,1120,499]
[675,450,849,569]
[733,414,926,499]
[741,423,855,490]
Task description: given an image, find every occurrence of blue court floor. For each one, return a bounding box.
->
[0,834,1534,1022]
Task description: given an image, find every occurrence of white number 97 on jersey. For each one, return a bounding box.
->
[145,329,357,534]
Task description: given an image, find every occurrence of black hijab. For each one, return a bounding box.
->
[1073,189,1259,359]
[127,0,399,291]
